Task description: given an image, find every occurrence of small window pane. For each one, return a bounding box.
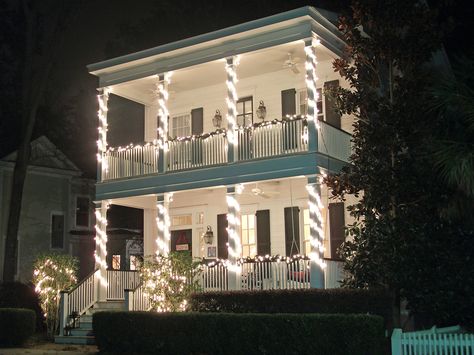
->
[248,230,255,244]
[112,255,121,270]
[171,214,192,226]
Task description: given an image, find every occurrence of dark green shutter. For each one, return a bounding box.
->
[328,202,345,259]
[191,107,204,135]
[284,207,300,256]
[217,214,228,259]
[256,210,271,255]
[281,88,296,117]
[323,80,341,128]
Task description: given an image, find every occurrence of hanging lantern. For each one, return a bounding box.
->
[256,100,267,121]
[203,225,214,244]
[212,110,222,128]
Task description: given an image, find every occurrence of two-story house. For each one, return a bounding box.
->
[57,6,355,341]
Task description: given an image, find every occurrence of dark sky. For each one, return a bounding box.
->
[3,0,473,177]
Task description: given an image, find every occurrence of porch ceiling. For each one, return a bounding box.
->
[110,41,335,105]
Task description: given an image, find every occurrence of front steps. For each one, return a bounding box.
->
[55,300,125,345]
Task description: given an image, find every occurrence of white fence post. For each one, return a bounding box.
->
[58,291,69,336]
[391,328,403,355]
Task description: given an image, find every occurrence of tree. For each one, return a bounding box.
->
[323,0,470,327]
[1,0,77,281]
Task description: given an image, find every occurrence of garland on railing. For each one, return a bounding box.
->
[166,128,227,143]
[105,141,159,153]
[201,254,310,268]
[237,115,308,131]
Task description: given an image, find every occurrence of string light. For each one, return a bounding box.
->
[156,73,173,150]
[306,183,326,269]
[156,196,171,256]
[225,56,239,145]
[304,38,320,129]
[94,202,109,287]
[226,190,242,272]
[97,88,111,175]
[202,254,311,268]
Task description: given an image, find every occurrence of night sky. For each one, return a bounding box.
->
[2,0,473,178]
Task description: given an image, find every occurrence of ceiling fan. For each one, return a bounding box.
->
[244,182,280,199]
[283,53,300,74]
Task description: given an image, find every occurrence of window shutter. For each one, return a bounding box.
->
[191,107,204,135]
[323,80,341,129]
[256,210,271,255]
[217,214,228,259]
[328,202,345,259]
[284,207,300,256]
[281,88,296,117]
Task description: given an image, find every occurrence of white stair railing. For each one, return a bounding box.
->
[200,263,228,292]
[106,270,141,300]
[124,283,151,311]
[59,269,99,336]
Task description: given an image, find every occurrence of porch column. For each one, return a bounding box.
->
[225,56,239,163]
[306,175,325,288]
[97,88,110,181]
[94,201,109,301]
[226,185,241,290]
[304,37,320,152]
[144,208,158,256]
[155,193,171,256]
[156,73,172,173]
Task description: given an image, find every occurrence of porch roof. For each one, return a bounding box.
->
[87,6,345,87]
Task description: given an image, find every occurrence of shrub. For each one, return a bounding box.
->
[0,282,44,331]
[94,311,385,355]
[0,308,36,347]
[190,288,393,327]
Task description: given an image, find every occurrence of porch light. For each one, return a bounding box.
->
[203,225,214,244]
[212,110,222,128]
[256,100,267,121]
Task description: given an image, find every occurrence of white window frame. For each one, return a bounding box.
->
[170,113,191,139]
[50,211,65,250]
[241,213,257,257]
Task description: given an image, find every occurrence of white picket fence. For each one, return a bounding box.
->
[392,326,474,355]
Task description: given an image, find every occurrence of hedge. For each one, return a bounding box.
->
[189,288,393,327]
[0,308,36,347]
[94,311,385,355]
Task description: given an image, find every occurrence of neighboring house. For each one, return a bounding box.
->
[0,136,95,282]
[57,6,358,341]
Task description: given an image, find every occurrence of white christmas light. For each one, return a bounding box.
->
[225,57,239,145]
[226,193,242,261]
[156,73,172,150]
[97,88,111,175]
[156,198,171,256]
[304,39,320,129]
[94,202,109,287]
[306,183,326,269]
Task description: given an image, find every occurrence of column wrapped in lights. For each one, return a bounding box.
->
[226,185,242,289]
[306,175,325,288]
[225,56,239,162]
[304,37,321,153]
[97,88,110,181]
[156,72,172,172]
[94,201,109,298]
[155,193,171,256]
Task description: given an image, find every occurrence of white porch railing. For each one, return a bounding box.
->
[124,283,151,311]
[237,118,308,161]
[199,258,343,292]
[392,326,474,355]
[59,269,99,336]
[167,131,227,171]
[106,270,141,300]
[318,121,351,162]
[103,143,158,180]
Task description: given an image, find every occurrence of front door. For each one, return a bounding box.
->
[171,229,192,253]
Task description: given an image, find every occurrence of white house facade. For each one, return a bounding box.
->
[56,6,356,342]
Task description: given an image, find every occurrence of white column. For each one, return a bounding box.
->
[225,56,239,163]
[155,193,171,256]
[144,208,158,257]
[306,175,325,288]
[94,201,109,300]
[304,37,320,152]
[226,185,241,290]
[156,73,172,172]
[97,88,110,181]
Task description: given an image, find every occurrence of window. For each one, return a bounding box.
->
[171,214,192,227]
[171,114,191,138]
[76,197,89,227]
[130,255,141,270]
[236,96,253,126]
[51,214,65,249]
[112,255,121,270]
[297,89,324,121]
[241,214,256,257]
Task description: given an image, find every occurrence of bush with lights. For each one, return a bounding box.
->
[32,254,78,338]
[139,252,201,312]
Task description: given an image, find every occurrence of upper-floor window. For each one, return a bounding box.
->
[171,113,191,138]
[297,88,324,121]
[76,197,90,227]
[51,213,65,249]
[237,96,253,127]
[241,213,256,257]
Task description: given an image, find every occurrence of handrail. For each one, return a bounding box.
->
[66,268,98,295]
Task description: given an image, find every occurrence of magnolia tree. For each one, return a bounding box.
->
[33,254,77,337]
[139,252,201,312]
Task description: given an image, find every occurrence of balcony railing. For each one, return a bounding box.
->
[101,118,351,181]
